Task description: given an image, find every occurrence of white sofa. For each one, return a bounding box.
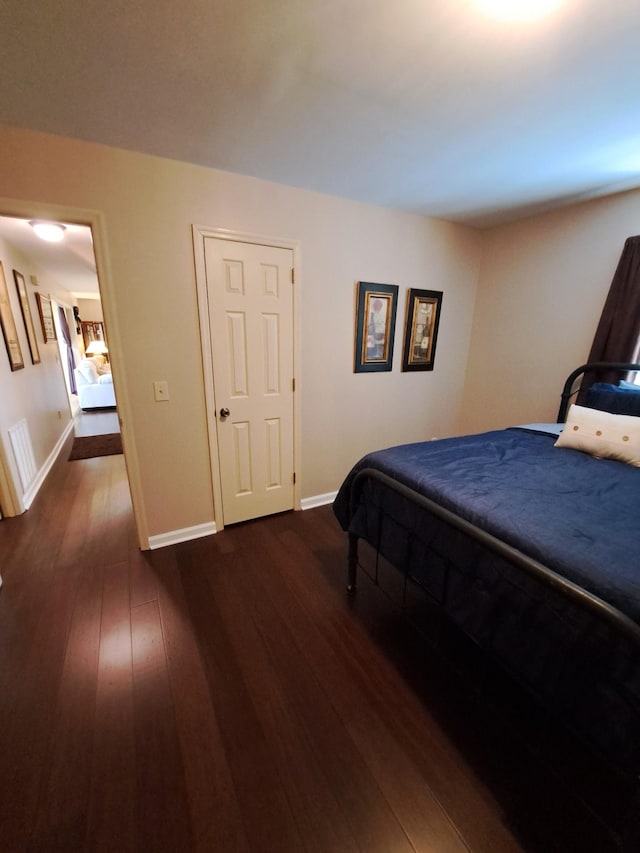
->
[74,358,116,409]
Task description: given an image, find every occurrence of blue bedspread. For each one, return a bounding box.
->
[334,428,640,621]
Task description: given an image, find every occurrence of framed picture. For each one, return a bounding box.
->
[13,269,41,364]
[81,320,105,349]
[354,281,398,373]
[0,261,25,371]
[402,288,443,372]
[35,292,57,343]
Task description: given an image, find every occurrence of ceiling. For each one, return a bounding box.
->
[0,0,639,234]
[0,216,99,299]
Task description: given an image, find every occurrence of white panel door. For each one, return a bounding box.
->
[205,238,294,525]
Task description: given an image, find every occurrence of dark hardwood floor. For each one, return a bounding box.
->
[0,435,628,852]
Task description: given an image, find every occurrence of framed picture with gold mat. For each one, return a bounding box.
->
[13,269,40,364]
[35,292,57,343]
[0,261,24,371]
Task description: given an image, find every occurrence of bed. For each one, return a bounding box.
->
[333,362,640,847]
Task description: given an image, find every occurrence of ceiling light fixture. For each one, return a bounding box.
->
[29,220,67,243]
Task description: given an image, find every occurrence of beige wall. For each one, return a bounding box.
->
[0,234,73,510]
[77,297,103,324]
[459,187,640,435]
[0,123,482,543]
[3,125,637,542]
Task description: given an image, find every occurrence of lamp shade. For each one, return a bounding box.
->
[86,340,108,356]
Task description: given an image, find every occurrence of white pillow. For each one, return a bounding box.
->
[555,404,640,467]
[98,373,113,385]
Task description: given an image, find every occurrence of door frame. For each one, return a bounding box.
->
[51,296,82,418]
[192,226,302,532]
[0,197,148,546]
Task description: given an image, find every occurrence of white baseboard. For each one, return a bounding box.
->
[300,491,337,511]
[23,420,75,510]
[146,495,335,551]
[147,521,217,550]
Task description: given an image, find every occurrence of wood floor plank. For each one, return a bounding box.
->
[287,507,617,853]
[196,543,363,853]
[243,514,522,852]
[233,522,471,853]
[129,547,158,609]
[27,560,104,852]
[177,550,307,853]
[55,457,112,571]
[97,456,134,568]
[0,576,79,850]
[83,559,137,853]
[153,545,251,853]
[131,599,192,853]
[0,457,105,851]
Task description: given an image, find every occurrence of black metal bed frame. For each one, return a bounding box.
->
[557,361,640,422]
[347,467,640,648]
[344,362,640,850]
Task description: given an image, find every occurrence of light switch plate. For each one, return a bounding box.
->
[154,380,170,402]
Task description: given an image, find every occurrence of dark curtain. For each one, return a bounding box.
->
[583,235,640,388]
[58,306,77,394]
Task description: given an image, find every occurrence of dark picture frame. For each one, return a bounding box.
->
[35,292,57,343]
[13,269,41,364]
[354,281,398,373]
[402,288,443,372]
[0,261,25,371]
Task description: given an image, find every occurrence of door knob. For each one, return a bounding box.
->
[219,407,231,419]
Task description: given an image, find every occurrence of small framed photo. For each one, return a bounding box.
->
[402,288,442,372]
[13,269,41,364]
[35,292,57,343]
[354,281,398,373]
[0,261,25,371]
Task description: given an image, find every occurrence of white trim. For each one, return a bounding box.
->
[301,491,338,511]
[148,521,217,550]
[22,419,74,510]
[192,225,302,532]
[89,210,149,549]
[192,226,224,534]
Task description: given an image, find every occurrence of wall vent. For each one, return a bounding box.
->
[8,419,37,494]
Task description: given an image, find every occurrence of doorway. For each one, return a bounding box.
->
[0,206,144,547]
[0,213,110,512]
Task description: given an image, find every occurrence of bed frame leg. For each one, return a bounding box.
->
[347,533,358,594]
